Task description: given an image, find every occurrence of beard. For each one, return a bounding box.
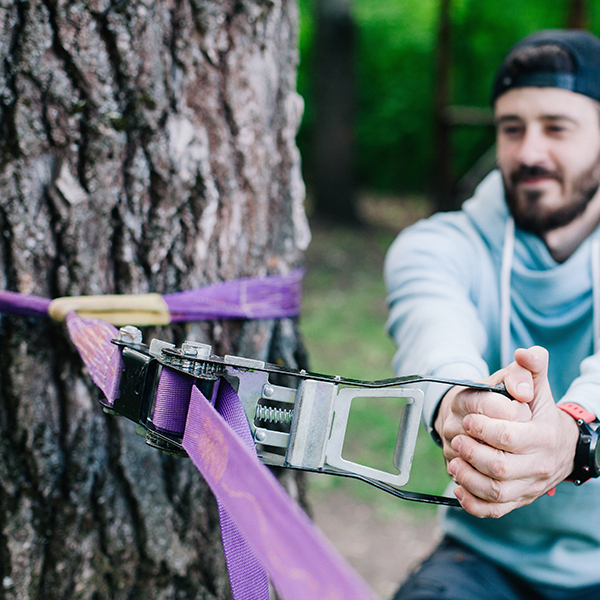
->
[502,154,600,236]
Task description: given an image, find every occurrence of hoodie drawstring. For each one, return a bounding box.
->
[592,238,600,353]
[500,218,515,367]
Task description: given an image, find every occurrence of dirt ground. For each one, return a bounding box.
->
[309,487,441,599]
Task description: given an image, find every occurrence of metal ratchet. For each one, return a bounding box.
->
[106,333,511,507]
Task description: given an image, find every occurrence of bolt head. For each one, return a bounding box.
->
[182,341,212,358]
[117,326,143,344]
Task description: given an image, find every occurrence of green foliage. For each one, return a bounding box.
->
[297,0,600,194]
[353,0,438,191]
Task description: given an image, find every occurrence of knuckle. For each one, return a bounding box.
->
[488,478,505,503]
[459,441,475,462]
[490,453,509,479]
[443,448,457,465]
[535,457,555,480]
[488,504,507,519]
[461,389,481,414]
[497,426,514,448]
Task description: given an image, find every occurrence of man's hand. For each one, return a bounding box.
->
[434,346,579,518]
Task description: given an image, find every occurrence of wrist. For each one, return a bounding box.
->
[557,402,600,485]
[431,386,456,447]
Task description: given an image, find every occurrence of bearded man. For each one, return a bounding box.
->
[385,30,600,599]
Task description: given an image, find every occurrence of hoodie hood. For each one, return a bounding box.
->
[460,170,600,394]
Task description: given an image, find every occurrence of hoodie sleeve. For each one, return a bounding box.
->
[384,213,496,437]
[560,351,600,418]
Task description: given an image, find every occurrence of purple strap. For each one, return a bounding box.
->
[0,270,303,322]
[183,385,377,600]
[52,312,378,600]
[0,290,51,318]
[214,379,270,600]
[165,270,303,321]
[65,313,123,405]
[152,369,195,433]
[153,372,269,599]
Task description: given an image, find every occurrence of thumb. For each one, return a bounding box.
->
[513,346,553,413]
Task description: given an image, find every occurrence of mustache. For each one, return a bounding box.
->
[510,164,563,185]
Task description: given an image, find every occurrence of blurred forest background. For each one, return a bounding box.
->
[297,0,600,215]
[295,2,600,594]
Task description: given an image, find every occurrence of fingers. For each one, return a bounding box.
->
[513,346,554,415]
[451,429,535,479]
[448,451,547,518]
[452,483,522,519]
[461,413,526,451]
[513,346,548,380]
[486,356,534,404]
[452,388,531,423]
[440,346,559,518]
[436,384,532,466]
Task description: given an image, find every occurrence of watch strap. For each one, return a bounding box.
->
[558,402,596,423]
[557,402,600,485]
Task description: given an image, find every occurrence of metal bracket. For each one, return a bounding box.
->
[106,329,511,506]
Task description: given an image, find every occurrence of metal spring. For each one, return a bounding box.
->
[254,404,294,425]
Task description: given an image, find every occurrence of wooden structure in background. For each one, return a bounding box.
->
[433,0,590,212]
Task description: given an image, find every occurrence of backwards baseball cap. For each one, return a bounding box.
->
[491,29,600,104]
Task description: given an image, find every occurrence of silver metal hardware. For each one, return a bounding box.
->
[108,336,511,506]
[149,338,175,358]
[182,341,212,358]
[117,325,143,344]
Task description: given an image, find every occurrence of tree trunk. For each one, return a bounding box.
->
[0,0,310,598]
[567,0,588,29]
[312,0,358,224]
[432,0,453,212]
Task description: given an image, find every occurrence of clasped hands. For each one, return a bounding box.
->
[434,346,579,518]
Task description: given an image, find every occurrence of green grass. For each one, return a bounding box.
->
[300,213,451,518]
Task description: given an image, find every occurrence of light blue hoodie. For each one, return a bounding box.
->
[385,170,600,588]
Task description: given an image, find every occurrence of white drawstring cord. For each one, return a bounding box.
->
[500,218,515,367]
[592,237,600,354]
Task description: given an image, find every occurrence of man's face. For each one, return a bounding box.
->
[495,87,600,236]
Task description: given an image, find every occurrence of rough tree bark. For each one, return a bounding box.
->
[0,0,310,598]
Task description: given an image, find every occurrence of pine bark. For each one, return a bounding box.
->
[0,0,310,598]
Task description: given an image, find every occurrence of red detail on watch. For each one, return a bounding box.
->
[558,402,596,424]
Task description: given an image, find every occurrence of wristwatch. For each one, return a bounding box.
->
[557,403,600,485]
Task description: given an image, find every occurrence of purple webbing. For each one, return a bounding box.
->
[165,270,303,321]
[214,379,270,600]
[0,271,302,323]
[152,369,194,434]
[154,371,269,600]
[0,290,51,318]
[65,313,123,405]
[183,385,378,600]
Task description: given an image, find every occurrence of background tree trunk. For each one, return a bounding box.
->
[312,0,358,224]
[432,0,453,212]
[0,0,310,598]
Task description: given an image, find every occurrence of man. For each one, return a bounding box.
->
[385,30,600,599]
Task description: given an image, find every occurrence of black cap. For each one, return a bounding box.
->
[492,29,600,104]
